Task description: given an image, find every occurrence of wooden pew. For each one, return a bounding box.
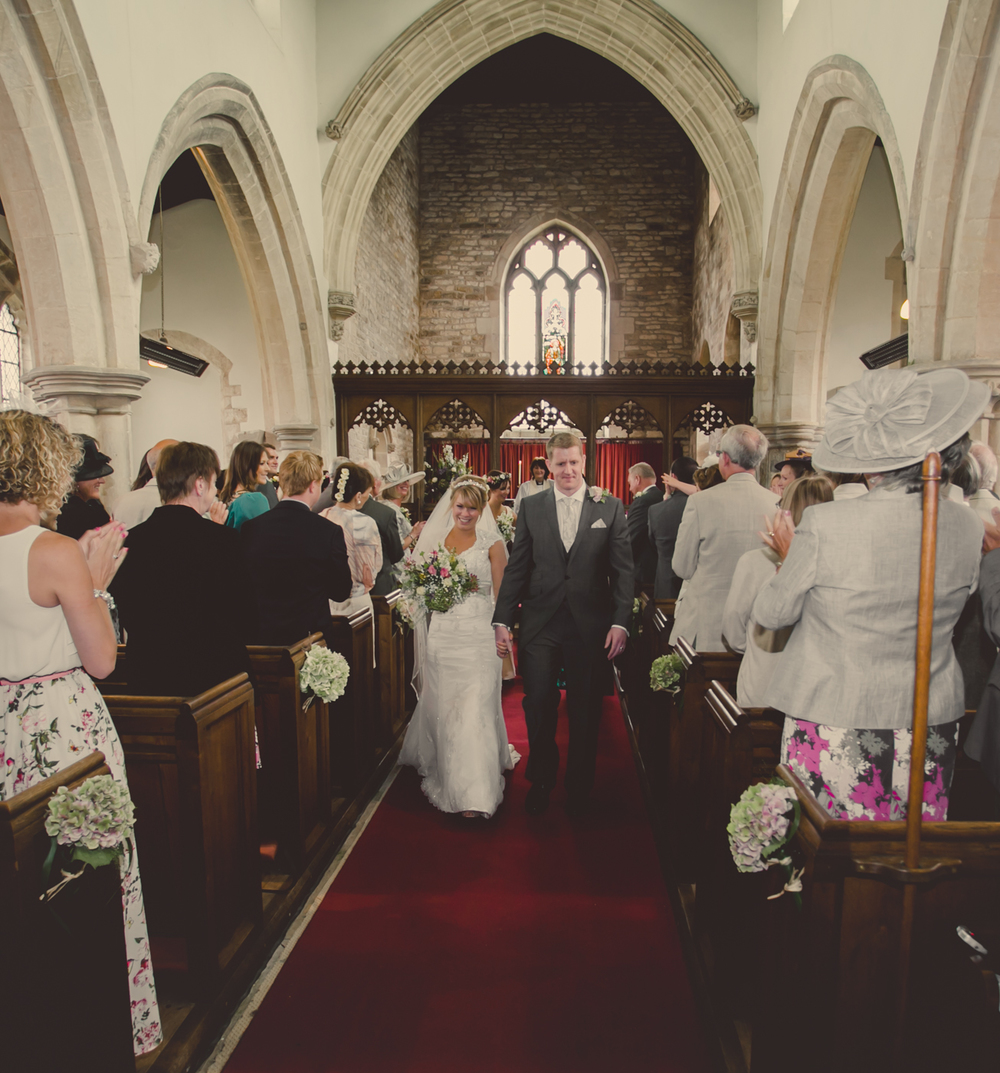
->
[247,635,331,878]
[98,674,262,995]
[646,597,676,660]
[696,682,784,1007]
[327,605,378,798]
[753,763,1000,1071]
[665,637,741,880]
[371,591,409,747]
[0,753,135,1072]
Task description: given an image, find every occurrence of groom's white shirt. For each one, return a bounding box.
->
[553,481,586,551]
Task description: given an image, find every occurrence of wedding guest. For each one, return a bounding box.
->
[111,441,253,696]
[257,442,280,508]
[625,462,663,593]
[220,440,271,531]
[241,450,352,646]
[55,434,113,539]
[670,424,776,651]
[965,511,1000,795]
[755,368,986,820]
[513,456,549,513]
[312,455,350,513]
[968,442,999,523]
[693,463,724,490]
[826,471,868,501]
[769,473,783,495]
[648,456,698,600]
[359,459,404,596]
[721,475,833,706]
[486,470,516,538]
[320,462,382,616]
[131,448,154,491]
[772,448,814,494]
[381,461,426,550]
[112,438,178,531]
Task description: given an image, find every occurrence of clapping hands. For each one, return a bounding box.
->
[81,522,127,591]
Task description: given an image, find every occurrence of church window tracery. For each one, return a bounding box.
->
[505,227,606,376]
[0,303,21,406]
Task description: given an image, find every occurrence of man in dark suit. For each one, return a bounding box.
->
[647,456,699,600]
[625,462,664,593]
[110,442,254,696]
[241,450,352,646]
[359,460,404,596]
[494,432,633,815]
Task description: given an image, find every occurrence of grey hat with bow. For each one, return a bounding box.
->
[814,367,989,474]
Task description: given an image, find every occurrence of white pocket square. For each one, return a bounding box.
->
[591,518,607,529]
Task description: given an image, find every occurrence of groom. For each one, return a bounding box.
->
[493,432,633,815]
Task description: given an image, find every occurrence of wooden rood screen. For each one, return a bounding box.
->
[332,361,754,499]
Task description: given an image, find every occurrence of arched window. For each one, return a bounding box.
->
[0,303,21,405]
[505,226,606,376]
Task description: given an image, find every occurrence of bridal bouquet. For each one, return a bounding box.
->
[496,511,515,543]
[395,544,479,624]
[728,780,804,904]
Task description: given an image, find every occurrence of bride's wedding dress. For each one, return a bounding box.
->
[399,528,519,817]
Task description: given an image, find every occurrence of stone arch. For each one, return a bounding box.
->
[756,57,907,448]
[907,0,1000,377]
[321,0,760,304]
[139,74,332,459]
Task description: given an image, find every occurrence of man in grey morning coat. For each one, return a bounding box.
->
[669,425,777,651]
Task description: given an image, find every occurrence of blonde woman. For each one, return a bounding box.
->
[0,410,161,1055]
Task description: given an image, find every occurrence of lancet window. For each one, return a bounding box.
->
[0,303,21,406]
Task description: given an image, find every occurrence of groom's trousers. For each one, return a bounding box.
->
[520,600,604,798]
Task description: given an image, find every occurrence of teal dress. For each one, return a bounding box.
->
[225,490,270,531]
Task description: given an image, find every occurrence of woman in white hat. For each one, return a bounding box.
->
[380,462,426,550]
[752,367,988,821]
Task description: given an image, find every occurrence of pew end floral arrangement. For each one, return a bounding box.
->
[728,780,804,906]
[299,646,350,704]
[650,653,683,693]
[394,545,479,625]
[41,775,135,902]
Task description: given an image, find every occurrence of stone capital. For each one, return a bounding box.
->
[22,365,149,416]
[328,290,356,341]
[754,421,824,450]
[272,423,319,452]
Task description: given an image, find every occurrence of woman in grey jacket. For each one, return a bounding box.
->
[752,367,988,821]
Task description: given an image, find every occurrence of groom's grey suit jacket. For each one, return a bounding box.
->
[494,484,633,650]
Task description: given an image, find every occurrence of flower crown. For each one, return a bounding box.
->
[485,472,510,491]
[334,466,350,503]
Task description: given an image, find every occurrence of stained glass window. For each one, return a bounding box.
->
[504,227,606,375]
[0,303,21,406]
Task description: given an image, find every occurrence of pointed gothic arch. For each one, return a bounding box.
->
[321,0,760,310]
[139,75,332,458]
[596,400,663,439]
[424,399,490,439]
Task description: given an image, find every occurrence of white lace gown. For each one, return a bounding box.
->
[399,531,518,816]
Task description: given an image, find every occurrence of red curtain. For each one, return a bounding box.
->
[594,442,664,504]
[500,441,550,486]
[428,441,490,475]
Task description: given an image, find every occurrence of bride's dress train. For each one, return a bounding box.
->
[399,529,519,817]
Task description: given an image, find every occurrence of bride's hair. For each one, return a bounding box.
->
[449,476,488,512]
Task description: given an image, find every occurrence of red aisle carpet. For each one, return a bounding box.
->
[223,675,713,1073]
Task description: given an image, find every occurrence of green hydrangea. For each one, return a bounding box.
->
[650,653,684,693]
[300,646,351,704]
[44,775,134,868]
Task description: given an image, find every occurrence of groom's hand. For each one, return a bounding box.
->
[604,625,627,660]
[494,625,512,659]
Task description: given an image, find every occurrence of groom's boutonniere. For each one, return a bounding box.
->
[589,485,610,503]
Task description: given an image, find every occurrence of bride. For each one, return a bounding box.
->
[399,476,519,818]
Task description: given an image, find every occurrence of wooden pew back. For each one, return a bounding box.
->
[327,606,377,797]
[371,591,408,746]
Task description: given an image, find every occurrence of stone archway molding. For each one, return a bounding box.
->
[139,74,331,459]
[756,56,908,439]
[322,0,761,305]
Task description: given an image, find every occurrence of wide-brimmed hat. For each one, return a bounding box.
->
[382,462,425,490]
[773,448,813,473]
[74,435,113,481]
[814,367,989,473]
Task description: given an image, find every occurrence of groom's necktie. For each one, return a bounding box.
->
[556,494,581,552]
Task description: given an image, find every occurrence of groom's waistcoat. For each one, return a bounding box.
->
[493,485,633,649]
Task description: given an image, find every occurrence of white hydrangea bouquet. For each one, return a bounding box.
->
[299,646,350,704]
[41,775,135,901]
[650,653,684,693]
[496,511,515,543]
[727,780,804,905]
[394,544,480,625]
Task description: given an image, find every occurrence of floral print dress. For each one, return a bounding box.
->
[0,526,162,1055]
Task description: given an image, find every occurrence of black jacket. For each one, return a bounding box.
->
[647,492,688,600]
[56,495,110,540]
[626,486,664,591]
[360,496,404,596]
[110,505,253,696]
[241,500,352,646]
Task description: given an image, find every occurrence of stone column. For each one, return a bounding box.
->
[22,366,149,507]
[754,421,824,481]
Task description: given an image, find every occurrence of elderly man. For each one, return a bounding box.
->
[968,442,1000,524]
[112,438,178,531]
[669,425,777,651]
[625,462,663,593]
[358,459,404,596]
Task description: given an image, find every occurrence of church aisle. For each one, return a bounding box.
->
[222,675,713,1073]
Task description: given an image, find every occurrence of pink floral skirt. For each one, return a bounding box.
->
[0,668,162,1055]
[779,716,959,822]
